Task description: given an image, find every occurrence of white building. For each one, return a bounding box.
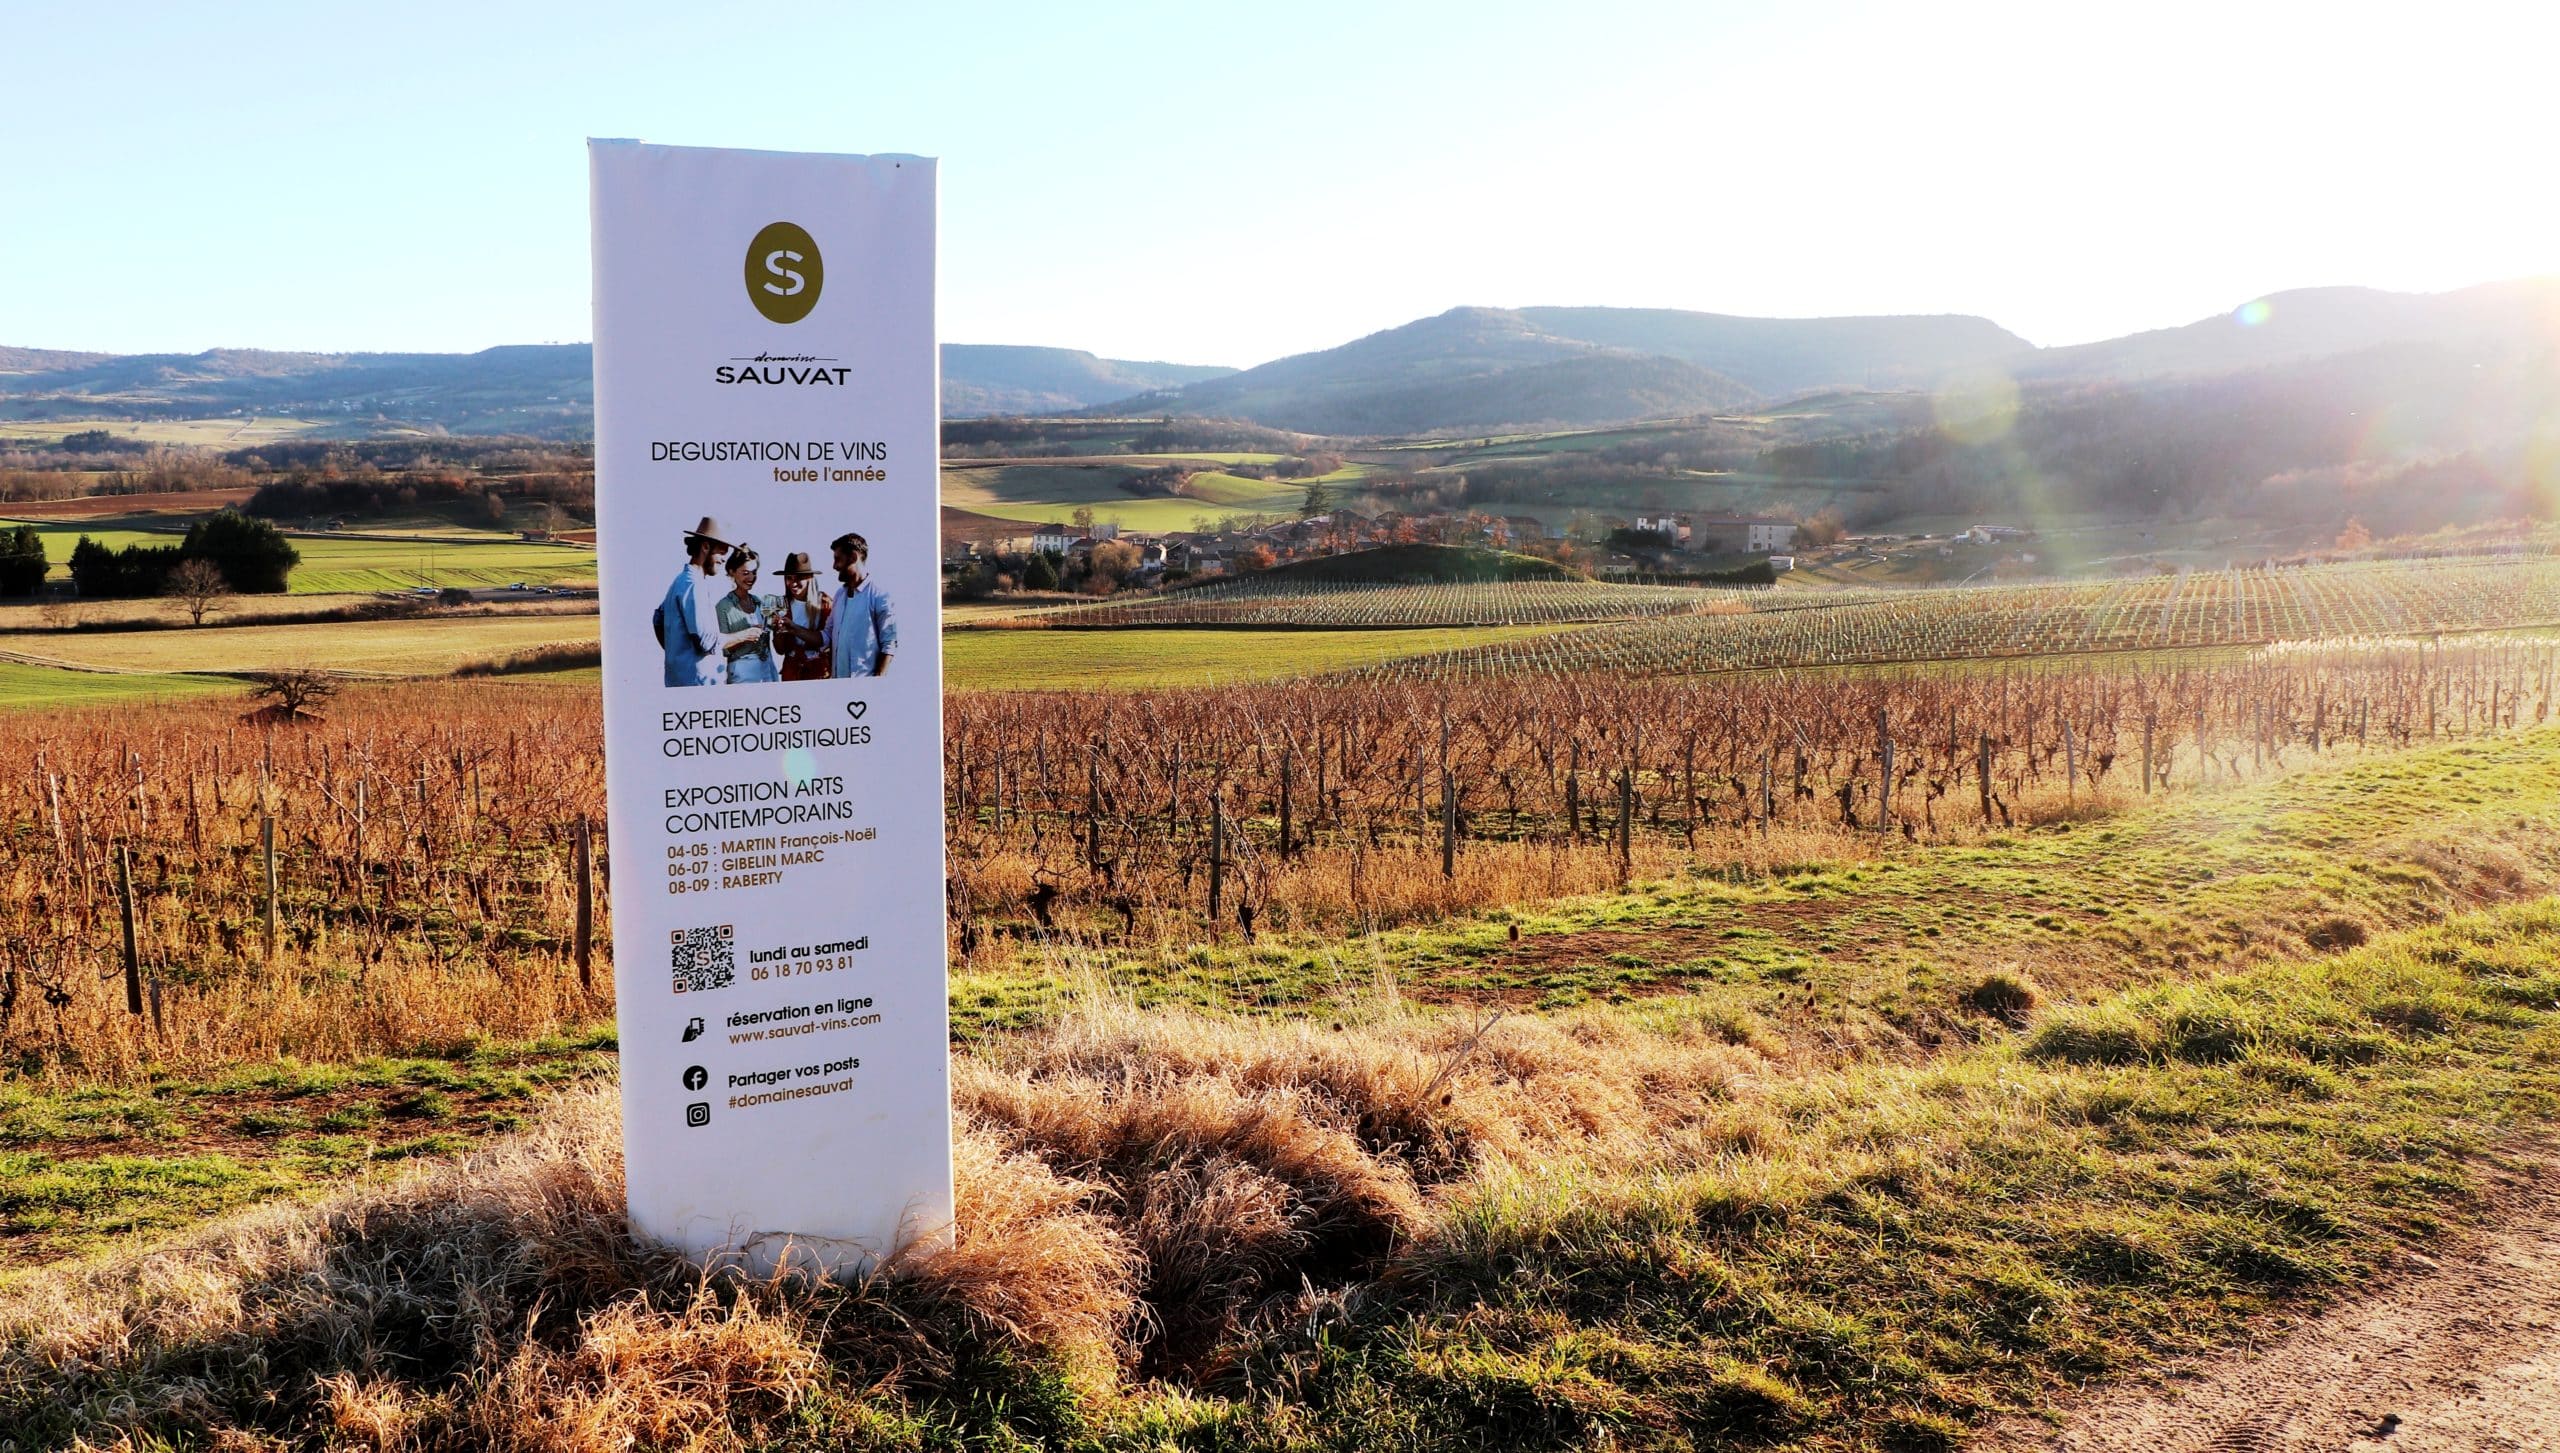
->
[1690,515,1797,553]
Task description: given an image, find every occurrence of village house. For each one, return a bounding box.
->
[1163,532,1236,575]
[1031,521,1120,555]
[1632,513,1689,545]
[1687,514,1797,553]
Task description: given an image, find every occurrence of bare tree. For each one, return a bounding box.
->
[251,668,338,719]
[165,558,232,626]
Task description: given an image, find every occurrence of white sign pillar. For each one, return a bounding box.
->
[589,140,950,1273]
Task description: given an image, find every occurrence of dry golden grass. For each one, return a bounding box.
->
[12,897,2560,1447]
[0,989,1777,1443]
[0,1084,1140,1451]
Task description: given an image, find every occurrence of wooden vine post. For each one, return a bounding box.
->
[1977,732,1994,824]
[1208,791,1226,922]
[574,816,594,993]
[118,843,142,1016]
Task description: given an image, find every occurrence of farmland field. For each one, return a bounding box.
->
[1360,554,2560,678]
[11,552,2560,1449]
[8,661,2560,1448]
[0,487,260,518]
[945,622,1575,687]
[0,660,246,708]
[1004,575,1747,628]
[0,613,599,676]
[0,416,327,447]
[7,517,598,593]
[942,460,1320,529]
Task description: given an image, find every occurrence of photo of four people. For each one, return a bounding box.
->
[657,516,897,687]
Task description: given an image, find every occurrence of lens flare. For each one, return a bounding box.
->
[1933,367,2019,447]
[2234,298,2274,327]
[2528,411,2560,518]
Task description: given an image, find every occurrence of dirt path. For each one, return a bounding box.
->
[1987,1155,2560,1451]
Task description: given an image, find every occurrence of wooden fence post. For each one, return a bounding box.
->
[261,812,279,964]
[118,843,142,1016]
[1616,769,1632,871]
[574,816,594,993]
[1760,747,1774,836]
[1441,769,1457,880]
[1279,747,1293,860]
[1877,706,1893,835]
[1208,792,1225,921]
[1565,742,1581,845]
[1977,732,1994,824]
[1085,743,1102,874]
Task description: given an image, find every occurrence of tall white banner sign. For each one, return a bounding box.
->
[589,140,949,1271]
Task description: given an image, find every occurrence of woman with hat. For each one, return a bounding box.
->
[772,550,834,681]
[714,544,781,685]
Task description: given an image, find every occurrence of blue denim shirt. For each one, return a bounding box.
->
[827,579,897,678]
[659,564,722,686]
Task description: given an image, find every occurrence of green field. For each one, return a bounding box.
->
[942,462,1329,530]
[1,614,600,677]
[944,623,1574,688]
[0,661,247,709]
[9,519,597,594]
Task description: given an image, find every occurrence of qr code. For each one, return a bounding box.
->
[670,924,735,994]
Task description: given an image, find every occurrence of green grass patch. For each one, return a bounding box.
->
[1276,905,2560,1450]
[0,1034,614,1268]
[8,518,596,594]
[966,730,2560,1042]
[0,661,248,709]
[941,461,1315,530]
[1,614,599,677]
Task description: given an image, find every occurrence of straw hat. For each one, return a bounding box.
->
[780,551,817,578]
[684,517,731,549]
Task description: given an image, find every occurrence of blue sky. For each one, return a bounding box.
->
[4,0,2551,366]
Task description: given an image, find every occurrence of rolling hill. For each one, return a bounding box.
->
[1110,307,1761,435]
[940,345,1232,416]
[9,276,2553,447]
[2020,277,2560,382]
[1113,304,2033,436]
[1516,305,2032,393]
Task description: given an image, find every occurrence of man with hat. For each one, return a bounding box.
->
[772,550,833,682]
[659,516,738,687]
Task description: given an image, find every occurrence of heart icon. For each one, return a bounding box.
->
[846,701,868,720]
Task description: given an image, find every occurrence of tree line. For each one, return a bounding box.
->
[59,512,299,598]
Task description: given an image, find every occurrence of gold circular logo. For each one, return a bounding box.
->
[744,221,823,324]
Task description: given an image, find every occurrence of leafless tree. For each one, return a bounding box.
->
[165,558,232,626]
[251,668,338,718]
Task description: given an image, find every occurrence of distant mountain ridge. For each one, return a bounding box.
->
[1515,306,2031,394]
[1115,307,1759,434]
[1114,305,2033,435]
[940,345,1232,417]
[5,278,2550,442]
[0,342,1234,437]
[2020,278,2560,381]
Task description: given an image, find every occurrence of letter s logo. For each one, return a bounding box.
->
[762,249,806,297]
[744,222,823,323]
